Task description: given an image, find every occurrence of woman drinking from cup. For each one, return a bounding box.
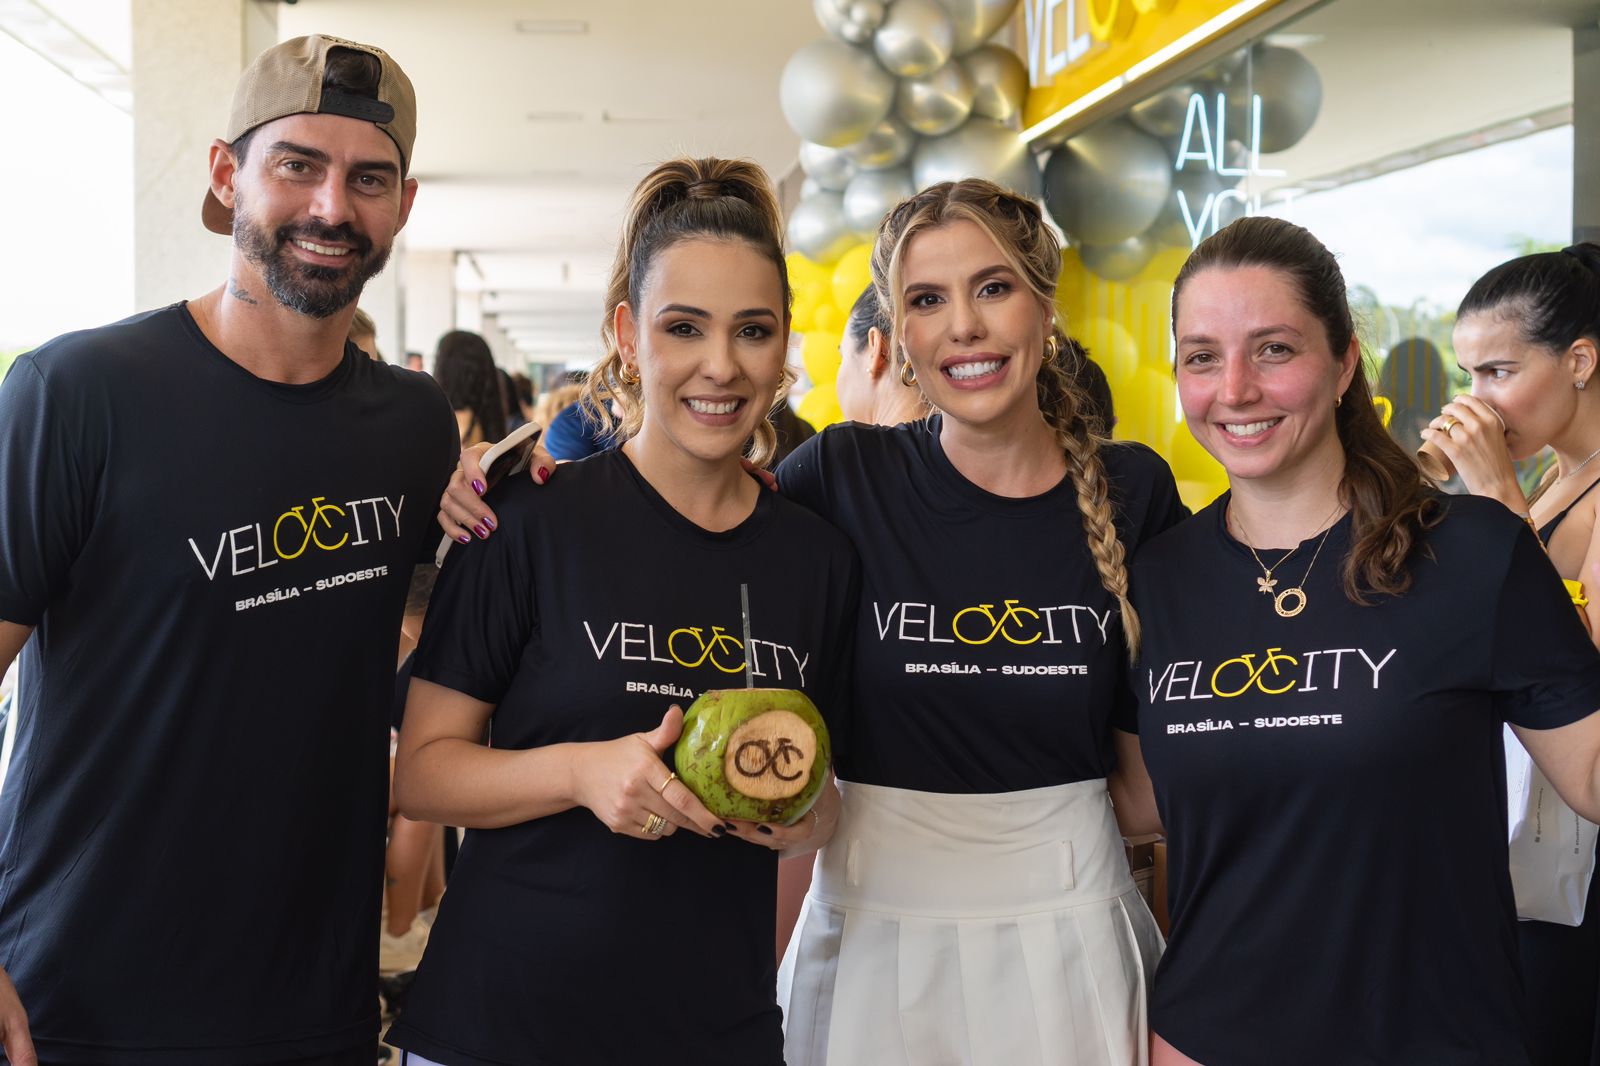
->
[1427,242,1600,1066]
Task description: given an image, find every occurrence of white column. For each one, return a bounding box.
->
[403,249,456,364]
[131,0,276,308]
[361,245,404,364]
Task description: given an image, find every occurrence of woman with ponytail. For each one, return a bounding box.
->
[1117,217,1600,1066]
[385,158,858,1066]
[1425,242,1600,1066]
[438,177,1185,1065]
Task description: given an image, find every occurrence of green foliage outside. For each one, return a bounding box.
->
[0,348,25,384]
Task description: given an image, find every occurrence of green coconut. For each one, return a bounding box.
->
[674,688,831,825]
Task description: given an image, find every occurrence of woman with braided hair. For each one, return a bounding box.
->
[434,177,1184,1064]
[774,179,1182,1066]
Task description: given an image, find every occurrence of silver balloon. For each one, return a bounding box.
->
[788,192,859,264]
[780,40,898,147]
[1079,234,1155,282]
[813,0,853,38]
[844,166,916,236]
[800,141,860,192]
[800,177,822,199]
[1227,45,1322,153]
[937,0,1020,55]
[849,114,918,170]
[1148,159,1249,247]
[840,18,873,44]
[1129,82,1198,140]
[850,0,886,30]
[912,117,1041,198]
[897,60,974,136]
[1042,120,1171,245]
[873,0,954,78]
[962,43,1028,124]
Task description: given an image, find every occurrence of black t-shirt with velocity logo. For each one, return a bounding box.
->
[0,306,458,1064]
[384,449,857,1066]
[1128,493,1600,1066]
[777,417,1186,793]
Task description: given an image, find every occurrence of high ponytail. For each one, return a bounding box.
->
[583,157,794,466]
[873,179,1142,657]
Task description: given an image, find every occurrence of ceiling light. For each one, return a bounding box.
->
[0,0,129,113]
[515,19,589,34]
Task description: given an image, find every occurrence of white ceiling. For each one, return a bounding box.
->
[278,0,827,362]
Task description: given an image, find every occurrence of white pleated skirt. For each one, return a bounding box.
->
[778,778,1162,1066]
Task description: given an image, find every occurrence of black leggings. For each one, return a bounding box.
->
[1521,868,1600,1066]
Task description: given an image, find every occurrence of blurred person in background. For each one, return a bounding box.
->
[1424,242,1600,1066]
[349,306,380,361]
[834,284,926,427]
[509,372,535,427]
[434,330,506,449]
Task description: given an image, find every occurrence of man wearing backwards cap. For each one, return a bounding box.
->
[0,36,457,1066]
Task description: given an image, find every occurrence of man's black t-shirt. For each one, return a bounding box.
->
[778,417,1186,792]
[1129,493,1600,1066]
[385,449,858,1066]
[0,306,458,1064]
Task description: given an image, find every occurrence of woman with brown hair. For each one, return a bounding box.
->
[432,330,506,449]
[1117,216,1600,1066]
[384,157,857,1066]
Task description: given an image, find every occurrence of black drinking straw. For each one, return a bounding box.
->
[740,583,754,689]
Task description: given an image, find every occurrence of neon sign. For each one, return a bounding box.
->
[1172,91,1296,247]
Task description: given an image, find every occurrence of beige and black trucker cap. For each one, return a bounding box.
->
[202,34,417,235]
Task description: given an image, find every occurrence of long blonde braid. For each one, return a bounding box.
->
[874,179,1141,658]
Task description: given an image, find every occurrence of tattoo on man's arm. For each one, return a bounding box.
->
[228,277,259,305]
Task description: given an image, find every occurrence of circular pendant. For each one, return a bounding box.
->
[1274,587,1307,618]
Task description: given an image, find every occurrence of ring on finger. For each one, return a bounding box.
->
[1438,416,1460,436]
[657,771,678,796]
[642,812,667,836]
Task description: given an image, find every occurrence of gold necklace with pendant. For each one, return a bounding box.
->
[1232,502,1344,618]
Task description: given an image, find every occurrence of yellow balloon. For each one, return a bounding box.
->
[813,302,844,334]
[1074,316,1138,392]
[1056,247,1091,331]
[786,252,830,291]
[1169,419,1226,484]
[831,243,874,313]
[1118,365,1178,452]
[791,301,817,334]
[1140,246,1190,285]
[796,382,842,430]
[802,330,843,386]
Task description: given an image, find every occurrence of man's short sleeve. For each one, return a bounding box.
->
[0,356,98,625]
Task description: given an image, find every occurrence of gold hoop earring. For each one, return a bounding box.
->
[899,358,917,387]
[619,362,640,387]
[1335,395,1343,408]
[1044,335,1059,364]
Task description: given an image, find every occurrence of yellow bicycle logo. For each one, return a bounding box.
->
[272,496,349,560]
[952,598,1042,646]
[667,625,746,674]
[1210,647,1300,698]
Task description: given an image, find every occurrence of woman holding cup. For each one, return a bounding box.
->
[1426,242,1600,1066]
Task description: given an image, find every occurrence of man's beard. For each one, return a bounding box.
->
[232,195,392,319]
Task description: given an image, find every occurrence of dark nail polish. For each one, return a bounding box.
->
[483,516,496,531]
[471,479,486,495]
[457,534,471,545]
[537,466,551,483]
[473,524,488,539]
[724,822,738,832]
[756,825,773,836]
[712,825,727,836]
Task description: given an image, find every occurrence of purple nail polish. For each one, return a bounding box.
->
[473,524,488,539]
[471,479,486,496]
[484,516,496,531]
[457,534,471,544]
[537,466,551,483]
